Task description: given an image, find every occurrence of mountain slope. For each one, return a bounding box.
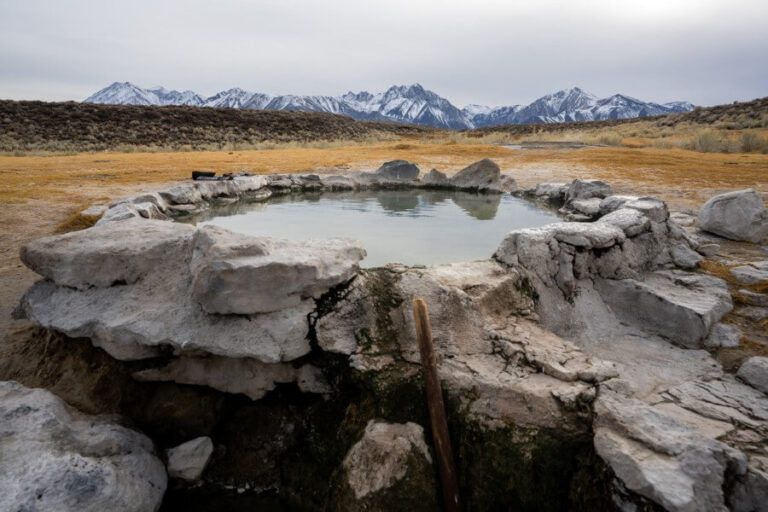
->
[84,82,694,129]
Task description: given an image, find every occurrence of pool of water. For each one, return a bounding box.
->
[187,190,559,267]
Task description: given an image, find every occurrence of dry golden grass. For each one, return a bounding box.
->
[53,208,101,233]
[1,140,766,209]
[0,141,513,205]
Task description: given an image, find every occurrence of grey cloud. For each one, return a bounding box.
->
[0,0,765,106]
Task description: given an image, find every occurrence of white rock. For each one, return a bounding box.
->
[0,381,166,512]
[159,183,203,205]
[133,356,329,400]
[21,219,194,289]
[343,421,431,499]
[21,279,313,362]
[699,189,768,243]
[594,391,742,512]
[166,437,214,482]
[191,225,365,314]
[568,197,602,217]
[737,357,768,394]
[598,207,650,237]
[704,323,741,348]
[625,197,669,223]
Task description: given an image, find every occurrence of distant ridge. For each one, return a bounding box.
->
[85,82,694,129]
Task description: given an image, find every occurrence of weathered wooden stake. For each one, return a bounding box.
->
[412,298,461,512]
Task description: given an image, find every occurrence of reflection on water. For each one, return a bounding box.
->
[184,190,559,267]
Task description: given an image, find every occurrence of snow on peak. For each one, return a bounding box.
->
[83,82,694,128]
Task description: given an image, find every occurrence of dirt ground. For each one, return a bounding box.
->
[1,141,767,341]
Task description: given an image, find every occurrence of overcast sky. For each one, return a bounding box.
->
[0,0,766,107]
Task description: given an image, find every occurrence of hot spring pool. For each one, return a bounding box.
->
[186,190,559,267]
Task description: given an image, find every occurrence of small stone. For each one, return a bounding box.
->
[671,243,703,269]
[704,323,741,348]
[568,198,602,217]
[731,263,768,285]
[737,357,768,394]
[341,421,434,501]
[421,168,449,186]
[500,174,517,192]
[565,179,612,203]
[697,243,720,257]
[166,436,214,482]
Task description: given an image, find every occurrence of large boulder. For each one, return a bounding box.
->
[332,420,437,511]
[0,381,166,512]
[191,225,366,315]
[449,159,501,192]
[375,160,420,181]
[698,189,768,243]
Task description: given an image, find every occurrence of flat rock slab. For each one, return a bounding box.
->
[21,219,194,289]
[596,270,733,348]
[133,355,329,400]
[0,381,166,512]
[191,225,366,315]
[731,262,768,285]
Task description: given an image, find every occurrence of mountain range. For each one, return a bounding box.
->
[84,82,694,129]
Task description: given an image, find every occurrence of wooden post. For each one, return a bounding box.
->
[413,298,461,512]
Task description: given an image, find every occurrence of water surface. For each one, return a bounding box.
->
[188,190,559,267]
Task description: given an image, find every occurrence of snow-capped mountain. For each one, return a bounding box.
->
[467,88,696,127]
[147,86,204,106]
[84,82,694,129]
[202,88,259,109]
